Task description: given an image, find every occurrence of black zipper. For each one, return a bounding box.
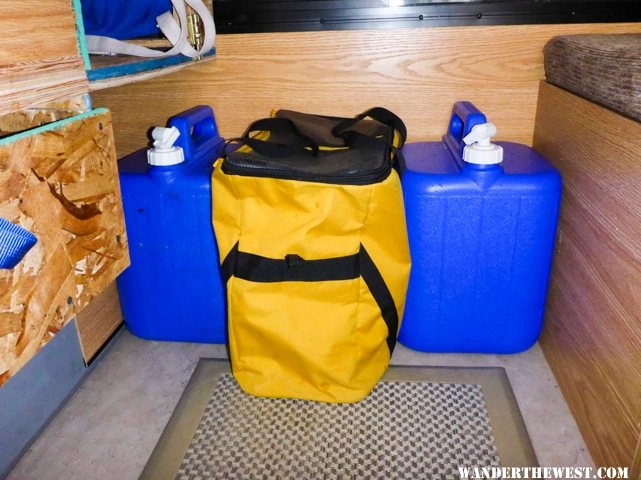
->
[220,153,393,185]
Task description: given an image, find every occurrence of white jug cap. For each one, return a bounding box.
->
[462,123,503,165]
[147,127,185,166]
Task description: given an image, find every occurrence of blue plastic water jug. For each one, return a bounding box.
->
[117,106,226,343]
[398,102,562,353]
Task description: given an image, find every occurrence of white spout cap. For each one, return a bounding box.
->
[147,126,185,166]
[462,123,503,165]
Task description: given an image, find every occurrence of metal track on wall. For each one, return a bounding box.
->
[214,0,641,33]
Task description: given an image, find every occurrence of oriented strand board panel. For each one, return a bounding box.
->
[0,110,130,386]
[533,82,641,472]
[0,2,88,115]
[92,22,641,157]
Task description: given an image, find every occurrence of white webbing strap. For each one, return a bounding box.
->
[160,0,215,57]
[85,0,215,58]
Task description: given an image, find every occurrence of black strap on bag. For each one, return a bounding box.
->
[221,242,399,355]
[331,107,408,148]
[328,107,407,167]
[225,117,320,159]
[226,108,406,161]
[224,137,316,159]
[243,117,319,152]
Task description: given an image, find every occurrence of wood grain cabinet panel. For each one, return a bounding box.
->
[93,22,641,157]
[0,1,88,115]
[0,110,129,384]
[534,81,641,474]
[75,282,123,362]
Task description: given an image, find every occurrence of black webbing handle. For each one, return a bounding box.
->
[227,108,406,161]
[224,137,317,159]
[225,117,321,159]
[330,107,408,148]
[244,117,319,154]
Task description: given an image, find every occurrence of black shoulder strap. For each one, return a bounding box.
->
[331,107,407,148]
[224,137,318,159]
[227,108,406,163]
[243,117,319,151]
[225,117,320,159]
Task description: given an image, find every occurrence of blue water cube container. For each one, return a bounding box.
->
[117,106,227,343]
[398,102,562,353]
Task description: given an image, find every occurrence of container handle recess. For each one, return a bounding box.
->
[443,101,488,160]
[168,105,221,162]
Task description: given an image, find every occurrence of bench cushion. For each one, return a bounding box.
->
[544,34,641,122]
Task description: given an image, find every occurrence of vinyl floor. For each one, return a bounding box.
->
[7,328,594,480]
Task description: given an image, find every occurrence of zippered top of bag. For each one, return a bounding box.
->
[221,144,393,185]
[220,109,403,185]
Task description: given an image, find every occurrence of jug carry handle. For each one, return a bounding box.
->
[443,101,487,159]
[168,105,221,162]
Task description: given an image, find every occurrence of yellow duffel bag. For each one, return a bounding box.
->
[212,108,411,403]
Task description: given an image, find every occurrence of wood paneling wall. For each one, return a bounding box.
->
[0,2,88,116]
[75,282,123,362]
[93,22,641,157]
[534,82,641,474]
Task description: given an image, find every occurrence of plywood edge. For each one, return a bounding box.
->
[88,55,216,91]
[0,1,89,116]
[70,0,92,69]
[0,71,89,117]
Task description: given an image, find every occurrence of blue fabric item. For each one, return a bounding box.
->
[0,218,38,269]
[80,0,173,40]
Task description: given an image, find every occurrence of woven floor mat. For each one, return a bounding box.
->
[140,360,537,480]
